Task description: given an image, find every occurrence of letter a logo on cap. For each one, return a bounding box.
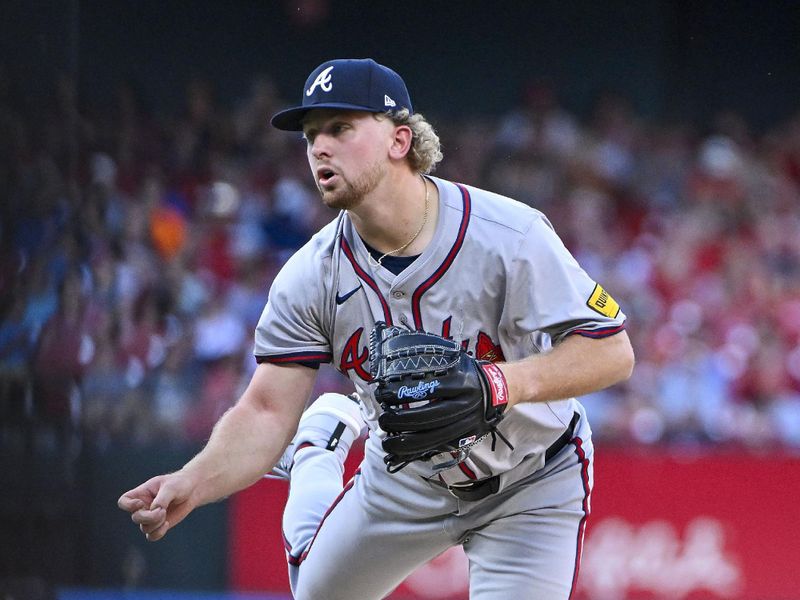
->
[306,66,334,96]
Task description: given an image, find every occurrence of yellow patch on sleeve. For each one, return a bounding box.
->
[586,284,620,319]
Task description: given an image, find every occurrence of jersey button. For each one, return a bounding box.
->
[392,290,405,299]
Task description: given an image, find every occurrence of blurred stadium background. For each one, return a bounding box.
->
[2,1,799,598]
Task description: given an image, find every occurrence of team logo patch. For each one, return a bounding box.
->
[587,283,620,318]
[397,380,441,400]
[340,328,370,381]
[306,66,334,96]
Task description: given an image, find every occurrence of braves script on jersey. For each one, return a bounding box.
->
[255,176,625,486]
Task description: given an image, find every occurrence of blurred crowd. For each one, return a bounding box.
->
[1,70,799,454]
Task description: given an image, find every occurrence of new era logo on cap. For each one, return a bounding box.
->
[271,58,413,131]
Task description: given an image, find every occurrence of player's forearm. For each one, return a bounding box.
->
[178,400,297,507]
[176,363,314,509]
[501,330,634,408]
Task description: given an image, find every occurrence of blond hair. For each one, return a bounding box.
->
[381,109,443,174]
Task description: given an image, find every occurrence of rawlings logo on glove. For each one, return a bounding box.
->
[397,380,441,400]
[369,322,513,473]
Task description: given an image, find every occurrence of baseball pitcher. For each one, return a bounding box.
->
[119,58,634,599]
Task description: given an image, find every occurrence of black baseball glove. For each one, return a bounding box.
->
[369,322,513,473]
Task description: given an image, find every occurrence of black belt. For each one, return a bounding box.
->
[448,412,580,502]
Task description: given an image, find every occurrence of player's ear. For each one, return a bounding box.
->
[388,124,413,161]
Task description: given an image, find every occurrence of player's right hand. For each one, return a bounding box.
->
[117,472,197,542]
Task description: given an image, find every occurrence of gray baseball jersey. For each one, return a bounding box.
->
[255,176,624,486]
[256,175,625,598]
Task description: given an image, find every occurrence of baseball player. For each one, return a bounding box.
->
[118,58,634,599]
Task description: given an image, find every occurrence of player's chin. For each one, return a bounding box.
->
[320,188,361,211]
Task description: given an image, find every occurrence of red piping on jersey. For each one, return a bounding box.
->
[568,437,592,600]
[257,352,332,364]
[282,531,294,553]
[412,183,471,330]
[458,461,478,480]
[568,322,626,339]
[340,236,393,326]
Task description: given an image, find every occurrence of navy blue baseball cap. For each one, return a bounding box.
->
[270,58,413,131]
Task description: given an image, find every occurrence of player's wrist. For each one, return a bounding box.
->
[494,362,530,409]
[477,360,509,413]
[176,463,220,508]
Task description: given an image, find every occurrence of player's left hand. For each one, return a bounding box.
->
[369,322,511,472]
